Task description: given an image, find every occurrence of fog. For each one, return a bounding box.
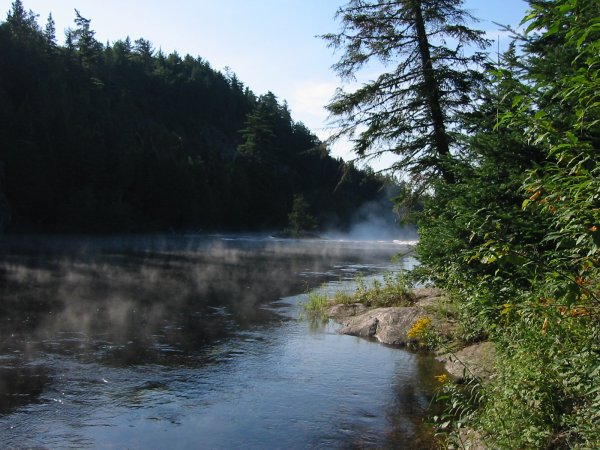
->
[0,234,439,450]
[324,192,418,243]
[0,234,407,368]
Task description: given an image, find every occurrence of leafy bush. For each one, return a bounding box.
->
[416,1,600,447]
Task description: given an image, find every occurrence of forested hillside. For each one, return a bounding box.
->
[0,1,389,233]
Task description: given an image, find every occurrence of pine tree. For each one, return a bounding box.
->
[324,0,490,185]
[43,13,56,46]
[6,0,26,27]
[68,9,102,68]
[6,0,40,38]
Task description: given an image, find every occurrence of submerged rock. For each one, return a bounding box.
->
[334,306,425,346]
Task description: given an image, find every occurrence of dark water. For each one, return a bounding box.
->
[0,235,443,449]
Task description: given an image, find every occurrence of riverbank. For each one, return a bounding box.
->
[324,286,495,449]
[327,287,494,380]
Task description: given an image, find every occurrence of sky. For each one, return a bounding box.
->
[2,0,530,171]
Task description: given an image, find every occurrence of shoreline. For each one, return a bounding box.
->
[325,287,494,449]
[326,287,494,381]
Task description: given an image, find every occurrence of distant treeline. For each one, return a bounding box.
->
[0,1,392,233]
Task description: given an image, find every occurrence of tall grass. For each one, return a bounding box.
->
[334,272,415,308]
[303,291,330,314]
[302,271,415,322]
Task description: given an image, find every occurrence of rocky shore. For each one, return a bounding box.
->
[325,286,494,449]
[326,287,495,383]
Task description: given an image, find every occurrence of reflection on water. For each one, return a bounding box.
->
[0,234,440,448]
[0,366,49,415]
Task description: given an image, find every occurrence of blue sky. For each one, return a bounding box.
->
[3,0,530,170]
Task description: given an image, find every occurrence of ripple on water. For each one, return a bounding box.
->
[0,237,438,449]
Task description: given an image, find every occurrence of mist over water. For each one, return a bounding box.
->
[323,191,419,242]
[0,234,440,449]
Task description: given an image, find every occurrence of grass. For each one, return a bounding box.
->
[303,291,330,314]
[336,272,415,308]
[302,271,416,319]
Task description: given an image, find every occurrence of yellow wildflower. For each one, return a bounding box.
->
[407,316,431,339]
[435,374,450,384]
[569,307,589,317]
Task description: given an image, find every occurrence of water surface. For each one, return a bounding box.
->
[0,235,442,449]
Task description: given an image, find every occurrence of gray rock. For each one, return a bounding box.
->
[413,287,446,308]
[458,427,487,450]
[327,303,368,320]
[437,342,495,381]
[335,306,425,346]
[413,287,444,300]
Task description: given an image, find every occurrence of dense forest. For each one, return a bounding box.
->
[0,1,392,233]
[327,0,599,448]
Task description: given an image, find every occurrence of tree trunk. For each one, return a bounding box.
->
[411,1,455,183]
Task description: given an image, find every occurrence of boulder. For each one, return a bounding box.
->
[413,287,446,308]
[413,286,444,301]
[335,306,425,346]
[327,303,368,320]
[437,341,495,382]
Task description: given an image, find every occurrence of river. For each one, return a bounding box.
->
[0,234,443,449]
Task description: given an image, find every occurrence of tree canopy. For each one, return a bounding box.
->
[0,1,393,233]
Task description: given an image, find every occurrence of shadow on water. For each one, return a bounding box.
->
[0,366,50,415]
[0,235,362,359]
[384,354,444,449]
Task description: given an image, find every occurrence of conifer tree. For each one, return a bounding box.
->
[286,195,317,237]
[67,10,102,67]
[324,0,489,185]
[43,13,56,46]
[6,0,26,27]
[6,0,40,38]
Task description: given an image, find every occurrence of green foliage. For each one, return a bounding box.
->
[471,5,600,445]
[462,306,600,449]
[412,0,600,447]
[302,291,330,322]
[333,271,415,308]
[303,292,329,312]
[433,377,485,448]
[285,195,318,237]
